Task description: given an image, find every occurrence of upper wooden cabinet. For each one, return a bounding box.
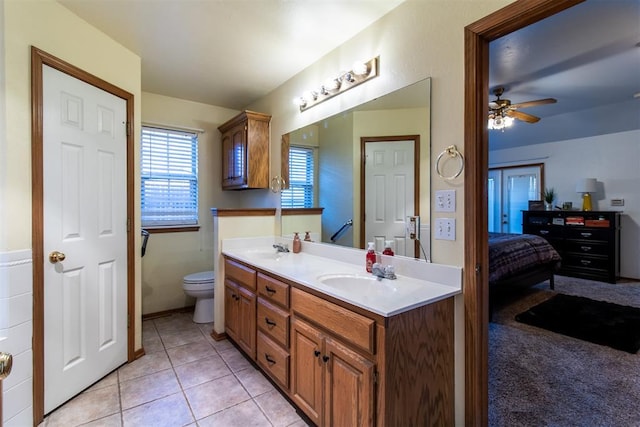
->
[218,110,271,190]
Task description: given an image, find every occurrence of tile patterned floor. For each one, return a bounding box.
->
[41,312,308,427]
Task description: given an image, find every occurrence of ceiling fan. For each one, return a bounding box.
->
[488,87,557,129]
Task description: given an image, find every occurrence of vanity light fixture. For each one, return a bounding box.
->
[295,56,379,112]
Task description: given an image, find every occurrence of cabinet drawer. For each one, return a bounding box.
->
[525,226,559,238]
[257,297,290,348]
[257,331,289,389]
[564,240,608,256]
[564,227,609,241]
[291,288,375,355]
[562,254,609,271]
[257,273,290,308]
[224,258,256,290]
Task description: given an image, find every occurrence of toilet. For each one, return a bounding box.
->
[182,271,215,323]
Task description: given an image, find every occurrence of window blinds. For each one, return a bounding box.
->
[281,146,314,208]
[141,126,198,226]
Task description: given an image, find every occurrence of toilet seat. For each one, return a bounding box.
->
[182,271,215,324]
[183,271,215,284]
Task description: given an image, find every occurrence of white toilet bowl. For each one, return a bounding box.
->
[182,271,215,323]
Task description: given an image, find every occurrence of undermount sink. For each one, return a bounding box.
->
[244,249,289,261]
[316,273,398,294]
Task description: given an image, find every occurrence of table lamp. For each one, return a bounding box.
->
[576,178,597,211]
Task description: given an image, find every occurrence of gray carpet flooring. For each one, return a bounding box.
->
[489,275,640,427]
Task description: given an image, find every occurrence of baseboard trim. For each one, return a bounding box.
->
[211,328,227,341]
[142,305,195,320]
[134,348,145,360]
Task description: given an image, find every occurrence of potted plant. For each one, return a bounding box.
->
[543,187,556,210]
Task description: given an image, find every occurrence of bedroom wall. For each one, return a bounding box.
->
[489,129,640,280]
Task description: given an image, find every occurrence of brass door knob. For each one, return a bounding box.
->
[0,352,12,380]
[49,251,66,263]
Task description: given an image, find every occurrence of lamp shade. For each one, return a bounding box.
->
[576,178,597,193]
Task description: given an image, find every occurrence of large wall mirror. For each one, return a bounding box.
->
[281,78,432,260]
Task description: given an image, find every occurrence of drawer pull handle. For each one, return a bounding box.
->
[265,286,276,295]
[581,246,592,252]
[314,350,321,357]
[580,260,592,265]
[264,354,276,365]
[540,230,549,235]
[264,317,277,327]
[581,232,592,237]
[322,355,330,363]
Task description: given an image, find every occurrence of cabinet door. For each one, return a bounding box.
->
[291,318,324,426]
[324,337,375,427]
[224,281,239,340]
[222,123,247,188]
[237,285,257,359]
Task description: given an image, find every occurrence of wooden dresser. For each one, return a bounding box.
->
[522,210,621,283]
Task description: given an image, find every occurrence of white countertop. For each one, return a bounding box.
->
[221,237,462,317]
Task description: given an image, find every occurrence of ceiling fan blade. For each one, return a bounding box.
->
[511,98,557,109]
[506,109,540,123]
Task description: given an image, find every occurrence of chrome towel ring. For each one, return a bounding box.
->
[436,145,464,180]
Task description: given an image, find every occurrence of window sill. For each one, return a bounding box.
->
[143,225,200,234]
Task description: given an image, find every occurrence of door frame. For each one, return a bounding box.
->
[359,135,420,257]
[463,1,583,425]
[30,47,136,424]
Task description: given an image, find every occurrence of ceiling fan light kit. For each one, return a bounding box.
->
[488,87,556,130]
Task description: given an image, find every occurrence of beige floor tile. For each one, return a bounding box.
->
[208,337,235,352]
[142,320,158,337]
[219,346,253,372]
[118,350,172,382]
[142,334,165,354]
[166,340,215,367]
[197,400,272,427]
[174,354,232,389]
[119,369,181,410]
[121,392,194,427]
[82,413,123,426]
[84,370,119,393]
[159,327,207,349]
[45,384,120,427]
[154,313,198,334]
[254,389,304,427]
[235,367,276,397]
[184,374,251,420]
[197,322,214,335]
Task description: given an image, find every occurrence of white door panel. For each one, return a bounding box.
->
[43,65,127,413]
[365,140,414,256]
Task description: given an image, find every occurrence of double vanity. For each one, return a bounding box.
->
[220,236,461,426]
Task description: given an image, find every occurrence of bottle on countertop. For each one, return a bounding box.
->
[304,231,312,242]
[292,232,301,253]
[382,240,394,256]
[366,242,376,273]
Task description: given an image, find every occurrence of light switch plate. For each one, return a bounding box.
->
[435,218,455,240]
[435,190,456,212]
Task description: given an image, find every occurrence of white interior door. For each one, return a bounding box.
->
[488,165,541,234]
[43,65,128,413]
[364,140,415,256]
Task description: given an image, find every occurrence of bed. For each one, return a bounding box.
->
[489,232,561,317]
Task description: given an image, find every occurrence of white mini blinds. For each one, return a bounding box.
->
[281,145,315,208]
[141,126,198,227]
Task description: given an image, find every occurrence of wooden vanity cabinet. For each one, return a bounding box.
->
[223,259,257,358]
[218,110,271,190]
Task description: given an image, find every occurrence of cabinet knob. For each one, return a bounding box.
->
[314,350,321,357]
[322,355,330,363]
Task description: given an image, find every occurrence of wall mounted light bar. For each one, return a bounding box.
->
[295,56,379,112]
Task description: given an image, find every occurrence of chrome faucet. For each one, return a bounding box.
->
[371,263,396,280]
[273,243,290,253]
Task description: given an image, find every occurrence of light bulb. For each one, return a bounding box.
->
[352,61,369,76]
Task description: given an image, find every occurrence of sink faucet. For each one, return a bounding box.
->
[371,263,396,280]
[273,243,290,253]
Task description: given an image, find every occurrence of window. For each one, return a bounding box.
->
[141,126,198,227]
[281,145,315,208]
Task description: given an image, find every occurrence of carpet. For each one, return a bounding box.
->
[515,293,640,354]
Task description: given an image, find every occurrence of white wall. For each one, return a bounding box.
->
[490,129,640,279]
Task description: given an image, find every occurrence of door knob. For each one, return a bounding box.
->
[0,352,12,380]
[49,251,66,263]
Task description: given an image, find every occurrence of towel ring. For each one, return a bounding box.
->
[270,175,286,193]
[436,145,464,180]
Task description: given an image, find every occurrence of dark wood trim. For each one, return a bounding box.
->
[359,135,420,255]
[211,329,228,341]
[281,133,290,190]
[463,1,584,425]
[210,208,277,217]
[281,207,325,216]
[134,348,146,360]
[141,305,195,320]
[144,226,200,234]
[30,46,136,425]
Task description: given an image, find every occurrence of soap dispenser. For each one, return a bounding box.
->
[304,231,312,242]
[292,232,301,253]
[366,242,376,272]
[383,240,394,256]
